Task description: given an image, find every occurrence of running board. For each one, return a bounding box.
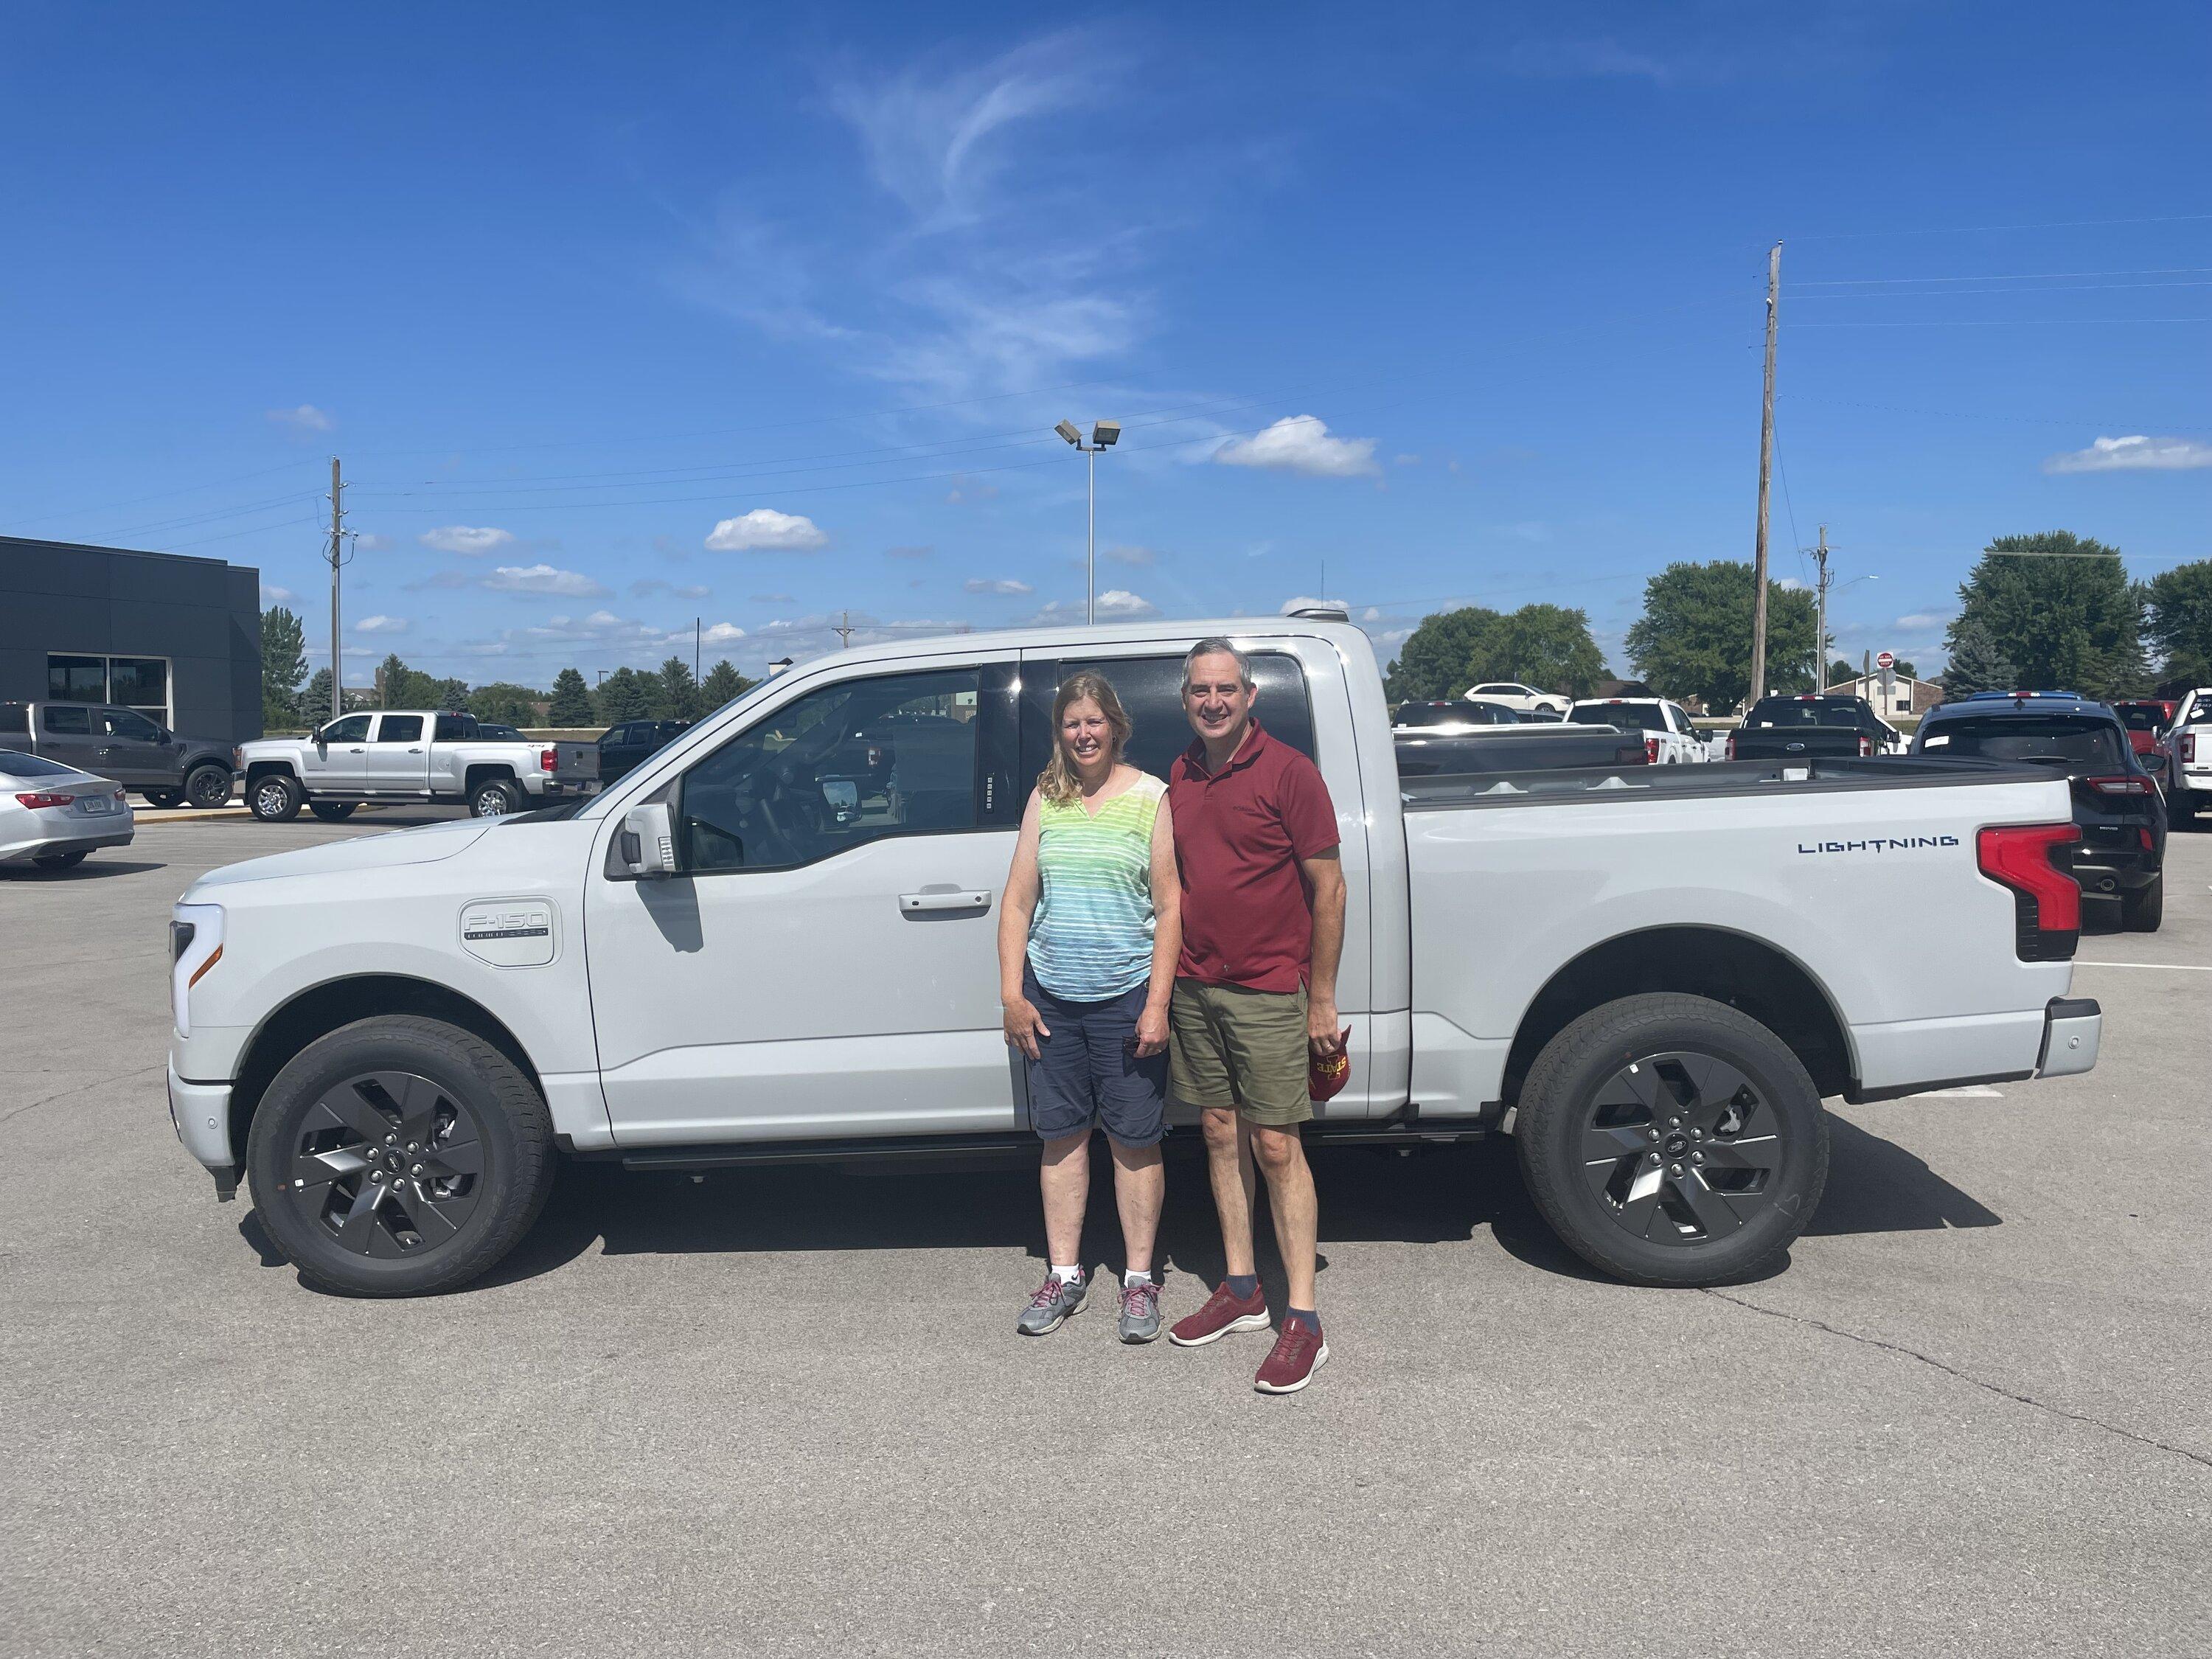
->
[591,1116,1492,1173]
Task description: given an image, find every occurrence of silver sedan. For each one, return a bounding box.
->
[0,749,136,870]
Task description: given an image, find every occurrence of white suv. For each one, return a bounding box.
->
[1464,682,1569,719]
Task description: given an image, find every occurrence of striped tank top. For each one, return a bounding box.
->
[1027,771,1166,1001]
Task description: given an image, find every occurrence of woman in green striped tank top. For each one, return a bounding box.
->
[997,672,1183,1341]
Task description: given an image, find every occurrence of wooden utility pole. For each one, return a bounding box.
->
[694,617,702,681]
[1812,526,1832,690]
[833,610,855,650]
[326,456,345,721]
[1749,241,1781,706]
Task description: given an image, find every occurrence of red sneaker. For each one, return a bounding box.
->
[1167,1282,1271,1347]
[1253,1319,1329,1394]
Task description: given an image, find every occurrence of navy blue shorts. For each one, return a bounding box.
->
[1023,967,1168,1149]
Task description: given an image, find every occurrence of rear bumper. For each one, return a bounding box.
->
[167,1062,237,1193]
[2037,996,2101,1079]
[1,823,135,862]
[536,778,599,799]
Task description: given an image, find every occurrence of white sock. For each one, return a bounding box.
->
[1124,1269,1152,1287]
[1051,1264,1083,1285]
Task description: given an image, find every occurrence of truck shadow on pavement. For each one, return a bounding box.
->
[0,858,166,880]
[431,1111,2000,1298]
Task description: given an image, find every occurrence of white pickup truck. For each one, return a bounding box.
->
[1567,696,1711,763]
[236,710,597,822]
[168,620,2101,1297]
[2161,686,2212,825]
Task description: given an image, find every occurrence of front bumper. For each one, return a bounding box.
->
[167,1062,237,1197]
[2037,997,2101,1079]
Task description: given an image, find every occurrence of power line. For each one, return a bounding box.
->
[1794,316,2211,328]
[1,458,311,530]
[1790,212,2212,241]
[1793,265,2212,286]
[1796,279,2212,298]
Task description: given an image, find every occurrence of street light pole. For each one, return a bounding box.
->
[1055,419,1120,625]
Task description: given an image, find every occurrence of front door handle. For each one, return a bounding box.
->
[899,889,992,914]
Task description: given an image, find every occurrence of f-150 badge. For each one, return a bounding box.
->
[459,899,557,967]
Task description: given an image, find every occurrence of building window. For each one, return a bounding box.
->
[46,653,170,724]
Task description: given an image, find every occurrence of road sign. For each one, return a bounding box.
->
[1875,650,1895,671]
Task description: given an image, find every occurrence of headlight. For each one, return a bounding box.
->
[170,903,224,1037]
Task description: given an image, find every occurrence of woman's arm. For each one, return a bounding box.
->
[998,790,1050,1059]
[1135,793,1181,1057]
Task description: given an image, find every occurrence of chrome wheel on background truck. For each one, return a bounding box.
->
[1516,993,1830,1287]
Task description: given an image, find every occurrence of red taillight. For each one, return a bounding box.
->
[1977,823,2081,961]
[1858,735,1871,757]
[1644,737,1660,764]
[540,745,557,773]
[1725,731,1739,759]
[2183,734,2197,763]
[2086,775,2152,796]
[15,791,74,808]
[2140,827,2157,852]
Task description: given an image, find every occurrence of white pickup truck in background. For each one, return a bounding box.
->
[2160,686,2212,825]
[170,620,2100,1298]
[1566,696,1711,763]
[236,711,597,822]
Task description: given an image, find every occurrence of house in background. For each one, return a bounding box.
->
[1821,672,1938,721]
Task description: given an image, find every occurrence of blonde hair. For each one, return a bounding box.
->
[1038,672,1133,804]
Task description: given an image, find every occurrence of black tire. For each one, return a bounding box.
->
[245,1015,554,1296]
[1517,993,1829,1287]
[32,849,89,870]
[2171,793,2198,830]
[469,776,518,817]
[249,772,302,821]
[2123,877,2163,932]
[184,764,234,810]
[309,801,358,822]
[142,788,184,809]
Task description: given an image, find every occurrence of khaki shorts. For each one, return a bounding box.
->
[1168,979,1312,1126]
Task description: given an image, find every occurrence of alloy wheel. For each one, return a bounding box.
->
[279,1071,486,1259]
[1579,1050,1784,1246]
[254,779,291,816]
[187,768,232,809]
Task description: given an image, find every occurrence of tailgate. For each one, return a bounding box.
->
[549,741,599,782]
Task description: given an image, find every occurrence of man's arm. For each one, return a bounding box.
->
[1301,849,1346,1054]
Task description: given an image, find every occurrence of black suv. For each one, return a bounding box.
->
[1913,692,2163,931]
[0,700,236,808]
[597,718,691,786]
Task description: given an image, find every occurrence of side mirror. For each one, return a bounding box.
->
[614,802,679,880]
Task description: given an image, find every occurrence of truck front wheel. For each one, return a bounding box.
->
[469,777,518,817]
[249,773,302,821]
[245,1015,555,1296]
[1516,993,1829,1287]
[184,763,234,810]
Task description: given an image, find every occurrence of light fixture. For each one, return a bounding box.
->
[1091,420,1120,448]
[1054,417,1121,625]
[1054,420,1082,445]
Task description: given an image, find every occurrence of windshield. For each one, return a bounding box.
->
[1571,702,1664,729]
[0,749,76,779]
[1919,716,2127,772]
[1749,699,1862,728]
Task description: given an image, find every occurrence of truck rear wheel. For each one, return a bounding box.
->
[245,1015,554,1296]
[142,788,184,809]
[469,777,518,817]
[249,773,302,821]
[1516,993,1829,1287]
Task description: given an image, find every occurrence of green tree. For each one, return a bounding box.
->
[1468,604,1607,698]
[1892,658,1918,681]
[1383,606,1503,703]
[594,667,654,724]
[2145,559,2212,684]
[468,682,546,726]
[700,659,755,709]
[261,605,307,727]
[435,677,470,709]
[1624,560,1818,709]
[302,669,369,721]
[1827,658,1857,689]
[1944,532,2146,700]
[655,656,703,722]
[547,667,596,726]
[1939,618,2018,699]
[373,653,448,709]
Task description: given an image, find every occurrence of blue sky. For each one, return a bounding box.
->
[2,3,2206,686]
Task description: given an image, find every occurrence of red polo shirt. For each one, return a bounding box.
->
[1168,721,1340,992]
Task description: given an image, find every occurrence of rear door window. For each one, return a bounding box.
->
[43,706,91,734]
[378,716,425,742]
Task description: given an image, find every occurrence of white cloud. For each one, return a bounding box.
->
[420,525,517,556]
[1096,588,1155,616]
[704,509,827,552]
[1279,595,1350,615]
[354,533,389,552]
[268,403,332,431]
[1363,606,1382,622]
[692,622,747,647]
[1893,612,1950,631]
[260,584,295,604]
[483,563,611,598]
[964,577,1034,595]
[2043,434,2212,474]
[1213,416,1380,479]
[354,614,409,634]
[1777,577,1806,591]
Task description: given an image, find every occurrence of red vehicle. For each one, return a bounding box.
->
[2114,700,2177,791]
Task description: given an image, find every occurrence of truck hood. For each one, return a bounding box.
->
[185,816,494,891]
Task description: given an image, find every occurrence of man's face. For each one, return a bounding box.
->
[1182,652,1255,746]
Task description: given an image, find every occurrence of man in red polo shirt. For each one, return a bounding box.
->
[1164,638,1346,1394]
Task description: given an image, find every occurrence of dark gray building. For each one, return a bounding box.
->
[1,536,262,742]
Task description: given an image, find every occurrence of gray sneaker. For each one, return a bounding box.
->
[1118,1277,1163,1343]
[1018,1273,1087,1335]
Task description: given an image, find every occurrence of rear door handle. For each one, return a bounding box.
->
[899,890,992,914]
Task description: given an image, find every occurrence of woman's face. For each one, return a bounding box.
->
[1059,697,1113,773]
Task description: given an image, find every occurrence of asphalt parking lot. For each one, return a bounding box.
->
[6,812,2210,1658]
